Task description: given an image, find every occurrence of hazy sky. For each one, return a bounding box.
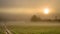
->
[0,0,60,14]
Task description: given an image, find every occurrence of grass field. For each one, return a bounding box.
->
[0,26,5,34]
[1,21,60,34]
[7,25,60,34]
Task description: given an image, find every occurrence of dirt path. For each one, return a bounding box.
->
[5,25,12,34]
[1,23,12,34]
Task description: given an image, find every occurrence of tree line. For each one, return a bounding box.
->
[31,15,60,22]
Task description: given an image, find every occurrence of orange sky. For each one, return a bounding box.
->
[0,0,60,14]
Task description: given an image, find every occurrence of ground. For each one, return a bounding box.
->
[6,21,60,34]
[0,21,60,34]
[7,25,60,34]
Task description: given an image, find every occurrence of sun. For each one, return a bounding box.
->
[44,8,49,14]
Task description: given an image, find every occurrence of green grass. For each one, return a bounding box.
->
[0,26,5,34]
[7,25,60,34]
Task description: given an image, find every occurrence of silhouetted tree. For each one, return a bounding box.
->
[31,15,41,22]
[31,15,37,22]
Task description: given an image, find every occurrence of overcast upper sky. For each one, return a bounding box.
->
[0,0,60,14]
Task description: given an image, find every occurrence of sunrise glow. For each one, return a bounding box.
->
[44,8,49,14]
